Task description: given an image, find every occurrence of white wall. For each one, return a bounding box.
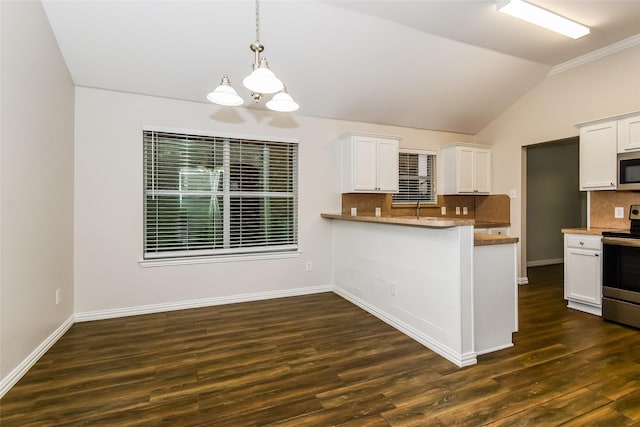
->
[477,44,640,279]
[0,0,74,384]
[74,87,473,315]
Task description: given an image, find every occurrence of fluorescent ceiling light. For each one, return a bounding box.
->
[497,0,590,40]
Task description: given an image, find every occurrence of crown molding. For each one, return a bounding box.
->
[548,33,640,77]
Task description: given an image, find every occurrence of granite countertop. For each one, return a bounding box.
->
[321,214,518,246]
[320,213,475,228]
[474,233,519,246]
[561,227,628,236]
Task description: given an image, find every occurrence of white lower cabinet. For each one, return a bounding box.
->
[564,233,602,316]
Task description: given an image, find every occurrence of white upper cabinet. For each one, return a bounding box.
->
[441,143,491,194]
[618,114,640,153]
[577,111,640,191]
[579,120,617,191]
[340,132,400,193]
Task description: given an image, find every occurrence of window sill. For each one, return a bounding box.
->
[139,250,301,268]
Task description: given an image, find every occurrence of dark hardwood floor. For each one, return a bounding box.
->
[2,266,639,426]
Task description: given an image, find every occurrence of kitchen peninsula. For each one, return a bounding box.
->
[322,213,518,367]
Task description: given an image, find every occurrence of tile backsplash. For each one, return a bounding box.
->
[340,193,510,224]
[590,191,640,229]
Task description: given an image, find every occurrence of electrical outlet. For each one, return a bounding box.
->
[456,207,461,215]
[305,261,313,272]
[463,206,468,215]
[55,289,61,306]
[390,282,397,296]
[441,206,446,216]
[615,207,624,219]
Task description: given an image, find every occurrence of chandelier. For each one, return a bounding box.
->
[207,0,299,112]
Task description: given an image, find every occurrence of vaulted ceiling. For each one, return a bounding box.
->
[42,1,640,134]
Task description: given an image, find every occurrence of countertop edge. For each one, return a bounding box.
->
[473,233,519,246]
[561,227,627,236]
[321,214,519,246]
[320,213,474,228]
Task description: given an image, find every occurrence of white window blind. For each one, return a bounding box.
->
[393,150,437,204]
[143,129,298,259]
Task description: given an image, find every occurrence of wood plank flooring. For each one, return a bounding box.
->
[2,265,640,426]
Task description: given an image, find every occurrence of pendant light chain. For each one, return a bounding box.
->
[255,0,260,43]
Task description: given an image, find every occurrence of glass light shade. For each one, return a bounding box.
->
[266,90,299,112]
[243,59,284,94]
[207,77,244,106]
[497,0,589,39]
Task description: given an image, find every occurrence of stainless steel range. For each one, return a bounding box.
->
[602,204,640,328]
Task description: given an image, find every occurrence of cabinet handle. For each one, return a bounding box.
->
[595,253,599,257]
[579,241,584,246]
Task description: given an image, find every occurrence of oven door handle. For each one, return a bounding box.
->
[602,236,640,248]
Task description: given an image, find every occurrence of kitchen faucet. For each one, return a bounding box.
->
[416,201,421,219]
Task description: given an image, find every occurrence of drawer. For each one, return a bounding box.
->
[566,234,602,250]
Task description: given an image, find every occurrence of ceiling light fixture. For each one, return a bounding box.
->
[497,0,590,40]
[207,0,299,112]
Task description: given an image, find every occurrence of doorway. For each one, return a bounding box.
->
[524,137,586,280]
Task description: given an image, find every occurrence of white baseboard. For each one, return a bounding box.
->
[333,287,477,368]
[526,258,563,267]
[0,314,75,399]
[74,284,333,322]
[475,342,514,356]
[567,300,602,316]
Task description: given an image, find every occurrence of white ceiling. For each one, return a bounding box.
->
[42,0,640,135]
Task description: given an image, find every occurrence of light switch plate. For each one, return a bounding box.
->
[455,207,461,215]
[441,206,446,215]
[615,207,624,219]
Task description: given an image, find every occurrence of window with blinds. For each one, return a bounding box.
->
[392,150,437,204]
[143,129,298,259]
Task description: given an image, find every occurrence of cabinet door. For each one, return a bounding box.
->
[376,138,399,192]
[457,147,475,193]
[474,148,492,193]
[580,121,617,191]
[351,137,378,191]
[618,115,640,153]
[565,248,601,306]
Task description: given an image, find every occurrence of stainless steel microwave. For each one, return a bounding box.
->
[618,151,640,190]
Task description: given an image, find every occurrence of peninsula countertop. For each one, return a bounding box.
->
[321,213,518,246]
[561,227,627,236]
[320,213,474,228]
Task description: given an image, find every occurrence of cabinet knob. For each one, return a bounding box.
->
[579,241,584,246]
[595,253,599,257]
